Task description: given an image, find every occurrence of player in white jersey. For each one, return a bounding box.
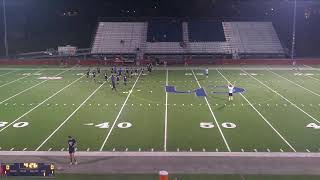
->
[205,68,209,78]
[227,82,235,101]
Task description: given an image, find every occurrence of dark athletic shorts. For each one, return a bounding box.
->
[69,148,75,154]
[229,93,233,96]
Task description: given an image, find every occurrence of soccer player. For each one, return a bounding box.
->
[104,72,108,81]
[97,67,101,74]
[92,71,96,81]
[130,69,133,78]
[227,82,235,101]
[205,67,209,78]
[116,75,120,84]
[86,69,90,78]
[123,75,127,86]
[67,136,77,165]
[111,75,116,91]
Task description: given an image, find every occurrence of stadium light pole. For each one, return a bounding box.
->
[2,0,8,57]
[291,0,297,61]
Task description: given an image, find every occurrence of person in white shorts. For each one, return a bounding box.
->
[205,68,209,78]
[228,82,235,101]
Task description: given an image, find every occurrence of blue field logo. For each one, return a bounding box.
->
[165,85,245,97]
[165,86,207,97]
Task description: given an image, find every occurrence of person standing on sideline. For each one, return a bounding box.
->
[68,136,77,165]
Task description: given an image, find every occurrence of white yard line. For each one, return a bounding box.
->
[0,70,43,88]
[0,69,71,105]
[0,70,16,77]
[192,70,231,152]
[217,69,296,152]
[99,72,142,151]
[268,70,320,97]
[305,75,320,82]
[303,64,315,69]
[0,75,85,133]
[242,69,320,124]
[35,81,106,151]
[164,69,168,152]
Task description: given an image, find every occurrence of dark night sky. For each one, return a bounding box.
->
[0,0,320,57]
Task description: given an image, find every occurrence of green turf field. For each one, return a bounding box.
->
[1,65,320,152]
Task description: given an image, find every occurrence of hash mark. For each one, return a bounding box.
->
[280,148,284,152]
[241,149,244,152]
[112,148,115,151]
[87,148,90,152]
[306,149,310,152]
[23,148,27,151]
[48,148,52,151]
[60,148,64,151]
[254,149,257,152]
[10,148,14,151]
[202,148,206,152]
[216,148,219,152]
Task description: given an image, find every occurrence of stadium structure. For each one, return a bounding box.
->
[1,18,320,180]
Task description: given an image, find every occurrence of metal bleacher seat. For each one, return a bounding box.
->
[223,22,284,55]
[91,22,147,54]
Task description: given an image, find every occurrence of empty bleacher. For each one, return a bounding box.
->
[91,22,147,54]
[91,20,284,58]
[223,22,284,56]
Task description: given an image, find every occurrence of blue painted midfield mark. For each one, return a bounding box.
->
[165,86,207,97]
[165,85,245,97]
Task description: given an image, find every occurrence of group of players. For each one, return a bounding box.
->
[86,64,153,91]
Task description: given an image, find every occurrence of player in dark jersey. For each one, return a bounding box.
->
[104,72,108,81]
[130,70,133,78]
[116,75,120,84]
[86,69,90,78]
[97,67,101,74]
[118,67,122,76]
[123,75,127,86]
[68,136,77,165]
[92,71,96,81]
[111,75,116,90]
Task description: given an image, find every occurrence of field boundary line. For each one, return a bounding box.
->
[242,69,320,124]
[35,81,106,151]
[0,68,72,105]
[217,69,296,152]
[268,69,320,97]
[192,70,231,152]
[0,70,43,88]
[1,151,320,157]
[99,72,142,151]
[0,75,85,133]
[0,70,16,77]
[164,69,168,151]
